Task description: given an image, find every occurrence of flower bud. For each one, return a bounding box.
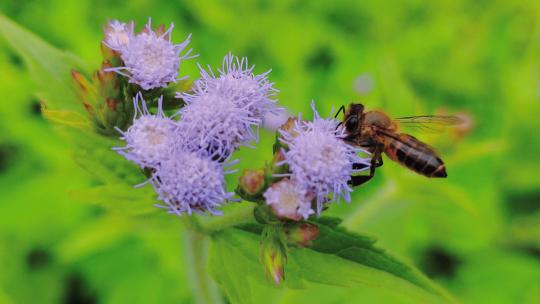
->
[260,225,287,285]
[284,222,320,247]
[273,117,298,153]
[236,169,267,202]
[71,60,131,135]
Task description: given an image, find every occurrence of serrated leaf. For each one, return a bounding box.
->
[210,219,456,304]
[0,14,88,111]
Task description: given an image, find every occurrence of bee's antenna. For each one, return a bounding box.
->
[335,105,345,118]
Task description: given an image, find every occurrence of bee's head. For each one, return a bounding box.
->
[342,103,364,133]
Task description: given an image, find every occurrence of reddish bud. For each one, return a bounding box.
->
[236,169,267,202]
[239,169,266,195]
[285,223,320,247]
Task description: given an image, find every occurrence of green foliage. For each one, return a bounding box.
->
[0,13,88,112]
[1,1,540,303]
[210,219,454,304]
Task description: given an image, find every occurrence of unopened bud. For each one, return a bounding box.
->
[284,223,320,247]
[260,225,287,285]
[273,117,298,153]
[236,169,267,202]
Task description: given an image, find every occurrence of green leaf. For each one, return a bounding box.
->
[210,219,456,304]
[0,14,88,111]
[41,108,92,131]
[67,184,158,217]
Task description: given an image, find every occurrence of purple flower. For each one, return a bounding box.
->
[278,102,370,214]
[103,20,134,50]
[264,178,315,221]
[107,19,195,90]
[151,150,235,216]
[176,53,279,159]
[114,93,176,168]
[184,53,278,119]
[175,92,260,160]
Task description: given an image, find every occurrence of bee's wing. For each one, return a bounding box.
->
[394,115,464,133]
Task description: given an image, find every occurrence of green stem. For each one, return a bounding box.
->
[183,224,223,304]
[197,202,257,233]
[181,203,256,303]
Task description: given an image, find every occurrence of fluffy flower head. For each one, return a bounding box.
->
[151,151,234,216]
[103,20,134,50]
[176,93,259,160]
[114,93,176,168]
[279,102,370,214]
[264,179,315,221]
[181,53,278,123]
[108,19,194,90]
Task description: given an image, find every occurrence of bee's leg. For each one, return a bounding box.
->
[349,161,377,187]
[349,145,383,187]
[349,172,374,187]
[375,153,383,167]
[335,105,346,118]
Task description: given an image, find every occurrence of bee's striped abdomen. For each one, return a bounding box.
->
[384,134,447,178]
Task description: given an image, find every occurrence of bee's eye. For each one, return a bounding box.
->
[346,116,358,130]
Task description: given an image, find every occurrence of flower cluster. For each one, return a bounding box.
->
[105,20,279,216]
[64,17,394,287]
[114,93,234,215]
[263,103,370,218]
[98,18,372,221]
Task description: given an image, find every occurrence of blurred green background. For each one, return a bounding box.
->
[1,0,540,303]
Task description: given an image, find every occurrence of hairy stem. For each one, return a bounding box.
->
[183,224,223,304]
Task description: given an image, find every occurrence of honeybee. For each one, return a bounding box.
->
[337,103,462,186]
